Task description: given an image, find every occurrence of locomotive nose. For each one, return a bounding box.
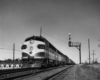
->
[21,44,27,49]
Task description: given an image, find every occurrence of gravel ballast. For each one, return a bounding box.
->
[19,65,100,80]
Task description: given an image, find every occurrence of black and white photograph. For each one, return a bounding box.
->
[0,0,100,80]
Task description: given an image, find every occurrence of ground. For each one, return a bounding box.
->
[21,64,100,80]
[64,64,100,80]
[76,65,100,80]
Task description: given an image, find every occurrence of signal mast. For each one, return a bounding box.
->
[68,33,81,64]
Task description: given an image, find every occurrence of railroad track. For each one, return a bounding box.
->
[15,65,73,80]
[0,68,36,75]
[0,69,38,80]
[44,65,73,80]
[0,66,66,80]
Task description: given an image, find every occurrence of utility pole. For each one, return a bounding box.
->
[68,33,81,64]
[88,39,91,64]
[91,50,95,64]
[13,43,15,69]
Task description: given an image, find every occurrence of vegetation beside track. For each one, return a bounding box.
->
[76,64,100,80]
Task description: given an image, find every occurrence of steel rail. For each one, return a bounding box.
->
[0,66,66,80]
[44,65,73,80]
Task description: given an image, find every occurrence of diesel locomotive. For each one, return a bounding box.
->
[21,35,75,68]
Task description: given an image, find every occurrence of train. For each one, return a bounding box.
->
[21,35,75,68]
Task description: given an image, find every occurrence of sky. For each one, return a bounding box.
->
[0,0,100,64]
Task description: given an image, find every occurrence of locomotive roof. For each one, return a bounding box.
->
[25,36,45,42]
[25,35,67,56]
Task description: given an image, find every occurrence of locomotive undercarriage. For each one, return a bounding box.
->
[22,51,66,68]
[22,57,65,68]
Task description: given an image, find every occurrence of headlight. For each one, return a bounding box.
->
[30,46,33,51]
[30,40,34,44]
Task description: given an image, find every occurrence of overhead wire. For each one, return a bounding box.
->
[0,47,21,52]
[42,32,87,46]
[42,32,68,43]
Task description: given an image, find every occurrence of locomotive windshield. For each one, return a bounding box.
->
[21,45,27,49]
[37,44,45,49]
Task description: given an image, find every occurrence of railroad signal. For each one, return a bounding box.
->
[68,33,81,64]
[68,33,72,47]
[69,33,71,41]
[69,41,72,47]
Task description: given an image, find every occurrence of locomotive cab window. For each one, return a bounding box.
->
[38,44,45,49]
[21,45,27,49]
